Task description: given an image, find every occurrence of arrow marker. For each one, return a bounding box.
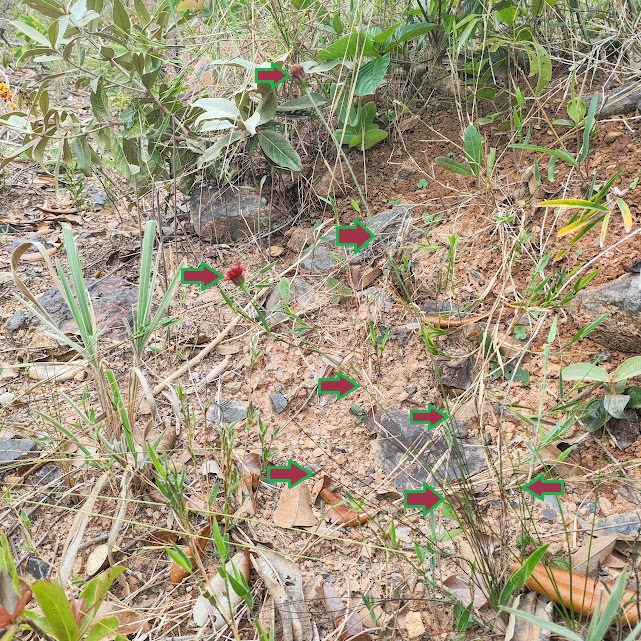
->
[523,474,565,500]
[180,262,223,291]
[255,63,290,88]
[410,406,448,429]
[317,374,360,400]
[266,459,314,488]
[336,218,374,254]
[404,483,444,516]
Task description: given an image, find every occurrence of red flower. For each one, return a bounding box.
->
[224,264,245,286]
[290,64,306,85]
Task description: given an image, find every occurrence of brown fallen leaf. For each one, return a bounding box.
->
[505,591,553,641]
[442,572,488,609]
[169,522,211,584]
[511,561,640,625]
[320,488,372,527]
[317,583,373,641]
[570,535,617,577]
[273,484,318,528]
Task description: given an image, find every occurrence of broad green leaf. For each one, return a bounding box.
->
[110,132,132,181]
[390,22,436,44]
[435,157,472,176]
[84,617,120,641]
[112,0,131,33]
[625,386,641,409]
[603,394,630,419]
[12,21,51,47]
[256,91,278,126]
[31,580,79,641]
[538,199,609,213]
[531,42,551,96]
[277,93,327,112]
[69,135,92,174]
[498,545,549,606]
[561,362,609,382]
[614,356,641,382]
[354,54,390,96]
[581,398,608,431]
[464,124,482,176]
[80,566,125,610]
[279,277,291,302]
[193,98,240,123]
[317,32,379,61]
[90,78,110,121]
[24,0,66,17]
[257,129,302,171]
[359,127,388,150]
[371,23,399,43]
[197,130,248,167]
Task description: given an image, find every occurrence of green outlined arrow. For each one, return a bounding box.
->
[266,459,314,488]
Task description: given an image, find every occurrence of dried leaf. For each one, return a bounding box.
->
[273,484,318,528]
[504,592,552,641]
[170,522,211,584]
[570,535,617,577]
[316,583,372,641]
[85,544,109,576]
[442,573,488,609]
[320,488,371,527]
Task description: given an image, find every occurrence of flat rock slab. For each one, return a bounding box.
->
[190,186,286,242]
[590,512,641,537]
[207,399,251,425]
[37,277,137,340]
[0,438,37,471]
[606,410,640,450]
[367,408,487,492]
[573,273,641,353]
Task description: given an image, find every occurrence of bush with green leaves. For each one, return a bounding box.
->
[562,356,641,432]
[0,534,126,641]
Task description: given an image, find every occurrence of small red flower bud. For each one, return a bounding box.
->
[290,64,306,85]
[224,264,246,286]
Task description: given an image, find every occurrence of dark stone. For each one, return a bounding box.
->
[541,507,558,522]
[368,407,486,492]
[573,273,641,353]
[0,438,37,471]
[618,485,641,505]
[34,463,61,484]
[27,557,52,579]
[606,409,640,450]
[4,310,27,332]
[300,240,337,274]
[579,500,596,518]
[435,355,475,390]
[190,185,286,242]
[37,277,137,340]
[207,399,250,425]
[591,512,641,536]
[269,393,288,414]
[484,433,492,445]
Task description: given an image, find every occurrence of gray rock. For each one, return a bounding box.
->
[34,463,61,484]
[367,407,486,492]
[27,556,52,579]
[36,277,137,340]
[269,393,288,414]
[264,277,323,324]
[0,438,37,471]
[361,286,393,310]
[190,185,286,242]
[619,485,641,505]
[435,355,475,390]
[591,512,641,537]
[4,310,27,332]
[606,409,640,449]
[207,399,250,425]
[573,273,641,353]
[541,507,558,522]
[300,240,338,274]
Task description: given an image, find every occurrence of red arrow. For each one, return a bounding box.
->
[266,459,313,488]
[404,483,444,516]
[523,474,565,500]
[180,262,223,291]
[317,374,360,400]
[336,218,374,254]
[410,406,448,429]
[255,63,290,88]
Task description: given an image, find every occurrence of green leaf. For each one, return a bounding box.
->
[579,94,598,165]
[359,127,388,150]
[581,398,609,431]
[69,135,92,175]
[317,32,379,61]
[12,21,51,46]
[257,129,302,171]
[279,277,291,302]
[390,22,436,44]
[509,144,578,168]
[464,124,482,176]
[498,544,549,606]
[614,356,641,383]
[197,130,248,167]
[435,157,472,176]
[603,394,630,419]
[562,362,609,382]
[193,98,240,123]
[84,616,120,641]
[354,54,390,96]
[531,42,551,96]
[23,0,65,17]
[90,78,110,121]
[112,0,131,33]
[501,608,584,641]
[110,132,132,181]
[166,545,192,574]
[31,580,79,641]
[79,566,125,610]
[277,93,327,112]
[625,386,641,409]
